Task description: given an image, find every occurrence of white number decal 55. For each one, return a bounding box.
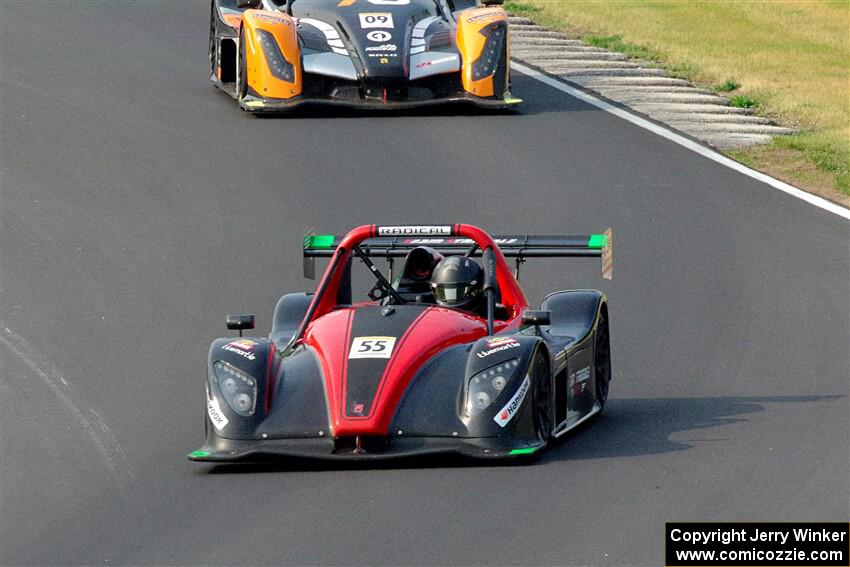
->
[349,336,397,359]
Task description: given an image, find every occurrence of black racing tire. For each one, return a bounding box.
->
[209,1,217,79]
[238,27,248,99]
[493,29,510,97]
[594,306,612,410]
[530,348,552,445]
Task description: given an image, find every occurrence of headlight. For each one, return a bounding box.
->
[465,358,520,416]
[212,361,257,417]
[471,23,506,81]
[256,29,295,82]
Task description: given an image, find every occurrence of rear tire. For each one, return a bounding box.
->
[594,307,611,410]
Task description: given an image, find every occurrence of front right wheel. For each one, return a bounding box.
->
[208,1,218,79]
[238,27,248,99]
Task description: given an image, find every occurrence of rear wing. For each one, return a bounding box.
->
[303,228,613,280]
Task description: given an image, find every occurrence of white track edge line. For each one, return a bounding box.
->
[511,61,850,221]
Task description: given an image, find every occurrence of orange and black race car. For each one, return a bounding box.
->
[208,0,522,112]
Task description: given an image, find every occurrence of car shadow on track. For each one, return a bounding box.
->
[540,395,844,464]
[194,395,842,474]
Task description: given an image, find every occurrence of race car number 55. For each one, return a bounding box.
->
[349,336,397,359]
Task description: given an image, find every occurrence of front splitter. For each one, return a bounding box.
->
[237,93,522,113]
[188,435,543,463]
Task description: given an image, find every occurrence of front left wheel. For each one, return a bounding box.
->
[594,307,612,410]
[530,348,552,445]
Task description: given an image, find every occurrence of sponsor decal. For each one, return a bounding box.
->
[570,366,591,395]
[254,13,291,25]
[401,237,518,245]
[353,403,365,414]
[466,10,503,24]
[207,391,229,431]
[369,53,397,59]
[416,55,456,68]
[569,366,591,395]
[366,30,392,42]
[477,337,520,359]
[365,43,397,52]
[494,375,530,427]
[349,336,397,359]
[380,57,389,64]
[574,366,591,383]
[359,13,394,29]
[486,337,518,348]
[222,340,257,361]
[378,225,452,236]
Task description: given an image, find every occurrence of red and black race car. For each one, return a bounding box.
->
[189,224,613,462]
[208,0,521,111]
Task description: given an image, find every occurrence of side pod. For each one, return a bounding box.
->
[455,7,510,98]
[270,292,313,348]
[541,290,607,345]
[241,10,303,101]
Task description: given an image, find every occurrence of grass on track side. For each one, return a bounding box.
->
[506,0,850,203]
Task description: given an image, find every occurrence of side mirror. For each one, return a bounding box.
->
[226,314,256,337]
[522,310,551,326]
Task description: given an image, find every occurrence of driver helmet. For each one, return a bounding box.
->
[430,256,483,309]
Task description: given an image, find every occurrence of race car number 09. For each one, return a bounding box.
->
[349,336,396,359]
[359,13,394,29]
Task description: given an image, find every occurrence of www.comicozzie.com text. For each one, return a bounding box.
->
[670,527,847,546]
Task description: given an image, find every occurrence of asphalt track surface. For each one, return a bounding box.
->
[1,2,848,566]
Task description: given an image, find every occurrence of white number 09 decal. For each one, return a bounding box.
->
[349,336,397,359]
[359,13,394,29]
